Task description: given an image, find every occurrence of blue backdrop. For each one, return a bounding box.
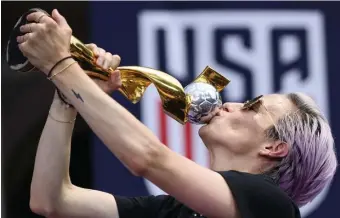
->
[89,2,340,218]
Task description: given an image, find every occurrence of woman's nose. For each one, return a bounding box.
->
[222,102,244,112]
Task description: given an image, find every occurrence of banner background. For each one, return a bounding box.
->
[2,1,339,218]
[90,2,340,218]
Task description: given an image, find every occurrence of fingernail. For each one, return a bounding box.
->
[96,57,103,66]
[103,61,109,70]
[93,49,98,56]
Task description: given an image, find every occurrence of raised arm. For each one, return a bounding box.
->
[29,47,122,218]
[20,10,239,218]
[43,60,237,218]
[30,92,119,218]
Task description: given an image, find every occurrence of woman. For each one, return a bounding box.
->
[18,9,337,218]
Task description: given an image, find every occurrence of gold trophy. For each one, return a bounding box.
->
[6,8,230,125]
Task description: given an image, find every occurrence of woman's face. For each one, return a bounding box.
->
[199,94,294,155]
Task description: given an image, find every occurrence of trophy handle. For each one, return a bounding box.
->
[193,67,230,92]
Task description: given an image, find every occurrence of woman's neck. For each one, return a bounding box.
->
[208,147,264,174]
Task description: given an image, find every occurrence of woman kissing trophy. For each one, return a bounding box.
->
[6,8,230,125]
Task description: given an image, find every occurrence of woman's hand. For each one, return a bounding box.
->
[17,9,122,94]
[17,9,72,75]
[85,43,122,94]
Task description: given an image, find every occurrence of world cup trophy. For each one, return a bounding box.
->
[6,8,230,125]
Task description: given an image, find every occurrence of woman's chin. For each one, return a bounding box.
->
[198,124,210,138]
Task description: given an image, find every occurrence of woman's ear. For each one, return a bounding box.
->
[259,141,289,158]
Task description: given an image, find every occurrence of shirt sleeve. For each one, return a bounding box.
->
[218,171,300,218]
[114,194,170,218]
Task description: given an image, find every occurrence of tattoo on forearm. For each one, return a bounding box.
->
[72,89,84,102]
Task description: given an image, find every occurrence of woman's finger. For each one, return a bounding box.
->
[20,23,43,33]
[27,12,55,26]
[95,48,106,66]
[109,70,122,89]
[103,52,113,69]
[110,54,121,70]
[85,43,98,55]
[98,48,105,56]
[17,32,32,44]
[18,41,29,54]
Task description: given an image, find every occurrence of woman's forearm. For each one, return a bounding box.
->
[51,59,164,175]
[30,97,77,212]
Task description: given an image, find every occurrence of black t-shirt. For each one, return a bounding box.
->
[115,170,301,218]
